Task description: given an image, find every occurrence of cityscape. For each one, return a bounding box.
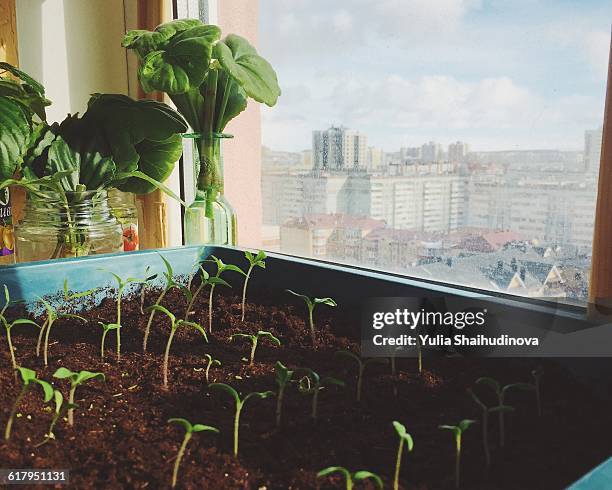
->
[261,126,603,303]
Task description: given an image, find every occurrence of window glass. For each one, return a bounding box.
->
[260,0,610,304]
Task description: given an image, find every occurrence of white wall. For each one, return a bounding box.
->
[16,0,129,123]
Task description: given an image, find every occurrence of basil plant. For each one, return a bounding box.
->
[123,19,281,243]
[0,63,188,258]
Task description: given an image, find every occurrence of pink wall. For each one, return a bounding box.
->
[218,0,262,248]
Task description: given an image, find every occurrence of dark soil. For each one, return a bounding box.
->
[0,285,609,489]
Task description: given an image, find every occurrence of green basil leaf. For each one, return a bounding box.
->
[214,34,281,107]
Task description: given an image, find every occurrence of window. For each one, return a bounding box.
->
[259,0,610,305]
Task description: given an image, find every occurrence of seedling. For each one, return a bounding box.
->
[35,389,77,447]
[416,334,423,374]
[240,250,266,321]
[103,269,149,360]
[392,421,414,490]
[1,316,39,377]
[204,354,221,384]
[37,297,86,367]
[335,350,388,402]
[390,346,404,397]
[439,419,476,489]
[53,367,105,426]
[531,367,543,416]
[143,255,184,352]
[230,330,281,367]
[274,361,294,428]
[5,367,53,440]
[475,377,532,447]
[205,256,241,333]
[149,305,208,389]
[297,368,344,420]
[286,290,337,345]
[317,467,383,490]
[0,286,38,376]
[63,279,97,303]
[209,383,274,456]
[168,418,219,489]
[468,388,514,467]
[139,266,158,314]
[183,265,230,322]
[98,322,122,362]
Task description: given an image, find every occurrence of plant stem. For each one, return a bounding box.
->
[205,361,212,384]
[417,336,422,373]
[249,337,257,367]
[116,288,123,361]
[163,327,177,390]
[171,432,192,488]
[233,403,242,457]
[144,289,167,352]
[4,387,26,440]
[455,436,461,489]
[312,388,319,420]
[308,305,316,345]
[208,285,215,333]
[184,281,205,322]
[275,386,285,428]
[68,385,76,426]
[6,327,17,376]
[36,320,47,357]
[43,319,53,367]
[394,438,404,490]
[241,266,253,322]
[101,329,108,361]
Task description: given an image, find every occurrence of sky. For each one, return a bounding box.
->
[259,0,611,152]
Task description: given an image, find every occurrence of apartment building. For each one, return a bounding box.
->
[313,126,368,170]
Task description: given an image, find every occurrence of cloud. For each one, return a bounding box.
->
[584,30,610,78]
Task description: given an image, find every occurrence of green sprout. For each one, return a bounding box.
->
[204,353,221,384]
[468,388,514,467]
[149,305,208,390]
[475,377,533,447]
[286,290,337,345]
[1,315,39,378]
[390,346,404,397]
[139,266,158,314]
[392,421,414,490]
[5,367,53,440]
[230,330,281,367]
[335,350,388,402]
[183,265,230,322]
[274,361,294,428]
[531,367,543,417]
[297,368,344,420]
[37,297,86,367]
[209,383,274,456]
[143,255,185,352]
[98,322,122,362]
[168,418,219,489]
[103,269,149,360]
[53,368,105,426]
[439,419,476,489]
[63,279,97,303]
[205,256,240,333]
[241,250,266,321]
[35,389,77,447]
[317,467,383,490]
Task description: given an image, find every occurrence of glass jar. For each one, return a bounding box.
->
[0,188,15,265]
[109,189,139,252]
[14,189,123,263]
[184,133,237,245]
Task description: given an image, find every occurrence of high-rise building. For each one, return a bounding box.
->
[448,141,470,162]
[421,141,444,162]
[584,128,603,174]
[313,126,367,170]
